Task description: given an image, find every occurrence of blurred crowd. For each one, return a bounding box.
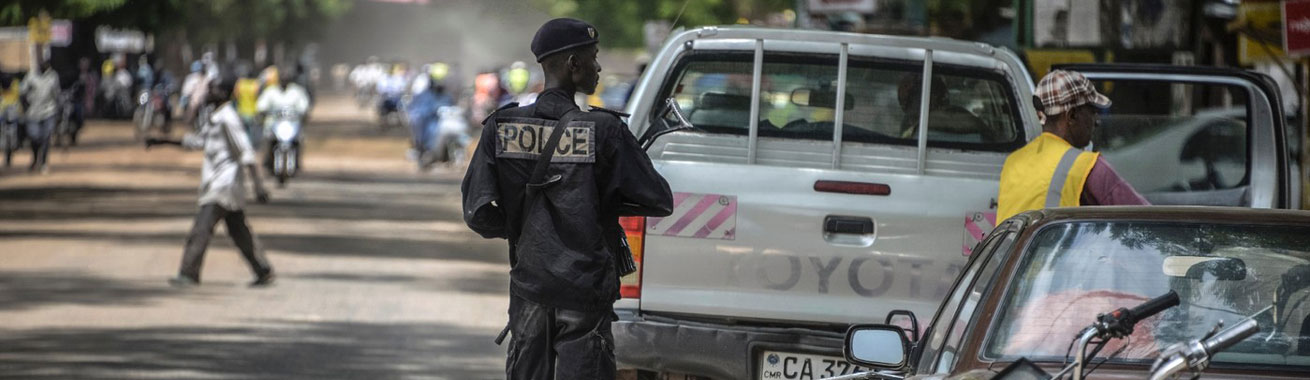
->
[334,56,644,169]
[0,50,647,175]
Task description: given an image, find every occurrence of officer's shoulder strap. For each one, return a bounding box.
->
[482,102,520,125]
[588,106,630,119]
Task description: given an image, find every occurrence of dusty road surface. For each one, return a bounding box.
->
[0,95,510,379]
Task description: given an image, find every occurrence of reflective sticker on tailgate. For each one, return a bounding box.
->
[963,211,997,256]
[648,192,736,240]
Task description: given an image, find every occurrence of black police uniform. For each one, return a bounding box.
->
[460,18,674,380]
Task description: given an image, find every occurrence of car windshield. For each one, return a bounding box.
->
[986,221,1310,369]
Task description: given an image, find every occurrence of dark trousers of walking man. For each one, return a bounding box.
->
[178,204,271,281]
[26,116,54,170]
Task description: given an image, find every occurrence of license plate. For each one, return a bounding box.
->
[758,350,871,380]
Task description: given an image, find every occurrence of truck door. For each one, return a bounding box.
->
[1056,64,1296,209]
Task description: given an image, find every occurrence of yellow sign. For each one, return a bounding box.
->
[1235,2,1285,65]
[28,13,52,44]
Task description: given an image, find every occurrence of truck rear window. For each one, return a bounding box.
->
[659,53,1025,152]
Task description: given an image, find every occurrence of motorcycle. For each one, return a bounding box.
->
[377,93,406,130]
[1,105,21,167]
[52,92,78,148]
[355,84,376,109]
[425,105,470,168]
[133,87,169,140]
[101,73,134,119]
[267,107,303,187]
[193,103,214,134]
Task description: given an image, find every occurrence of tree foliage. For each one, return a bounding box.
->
[180,0,353,45]
[0,0,352,45]
[0,0,131,26]
[531,0,794,48]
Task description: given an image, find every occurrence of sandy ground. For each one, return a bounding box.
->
[0,95,511,379]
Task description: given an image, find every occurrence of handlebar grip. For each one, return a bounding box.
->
[1127,290,1180,326]
[1203,318,1259,356]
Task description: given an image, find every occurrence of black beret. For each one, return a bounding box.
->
[531,18,599,62]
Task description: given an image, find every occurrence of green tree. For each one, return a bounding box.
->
[1,0,351,46]
[179,0,353,46]
[531,0,793,48]
[0,0,132,26]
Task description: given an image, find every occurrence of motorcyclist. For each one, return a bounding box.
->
[1,73,23,166]
[405,66,455,168]
[136,55,155,94]
[151,66,176,131]
[376,63,408,126]
[103,62,133,119]
[349,57,384,108]
[76,58,97,130]
[180,61,208,122]
[255,68,310,173]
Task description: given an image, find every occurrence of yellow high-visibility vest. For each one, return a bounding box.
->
[997,132,1099,221]
[235,78,260,117]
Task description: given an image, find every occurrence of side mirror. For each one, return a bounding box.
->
[884,309,921,342]
[1163,256,1247,281]
[638,97,695,150]
[844,324,910,370]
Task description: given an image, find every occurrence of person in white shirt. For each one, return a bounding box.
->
[179,61,208,122]
[146,73,274,287]
[256,71,311,119]
[256,70,311,172]
[21,58,60,173]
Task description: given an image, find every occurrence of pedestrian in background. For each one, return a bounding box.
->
[146,73,275,288]
[234,63,263,146]
[462,18,674,380]
[20,58,59,174]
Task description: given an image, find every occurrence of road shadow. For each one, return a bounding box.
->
[0,270,189,312]
[0,230,508,265]
[0,184,464,223]
[287,270,509,296]
[0,321,506,379]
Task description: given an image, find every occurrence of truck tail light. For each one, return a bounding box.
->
[619,216,646,299]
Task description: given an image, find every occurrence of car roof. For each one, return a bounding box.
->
[1018,206,1310,226]
[676,25,1001,56]
[670,25,1016,62]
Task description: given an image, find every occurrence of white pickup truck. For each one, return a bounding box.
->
[612,26,1302,380]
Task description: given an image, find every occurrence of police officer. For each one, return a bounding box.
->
[461,18,674,380]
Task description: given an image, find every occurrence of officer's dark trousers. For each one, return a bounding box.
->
[178,203,272,281]
[506,295,616,380]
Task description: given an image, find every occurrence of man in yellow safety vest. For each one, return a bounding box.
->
[997,70,1149,221]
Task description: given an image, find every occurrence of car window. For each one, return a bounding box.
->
[985,221,1310,370]
[659,53,1025,152]
[918,225,1010,373]
[1091,81,1250,205]
[895,70,1023,149]
[935,230,1017,374]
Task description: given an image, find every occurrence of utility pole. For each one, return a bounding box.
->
[795,0,809,29]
